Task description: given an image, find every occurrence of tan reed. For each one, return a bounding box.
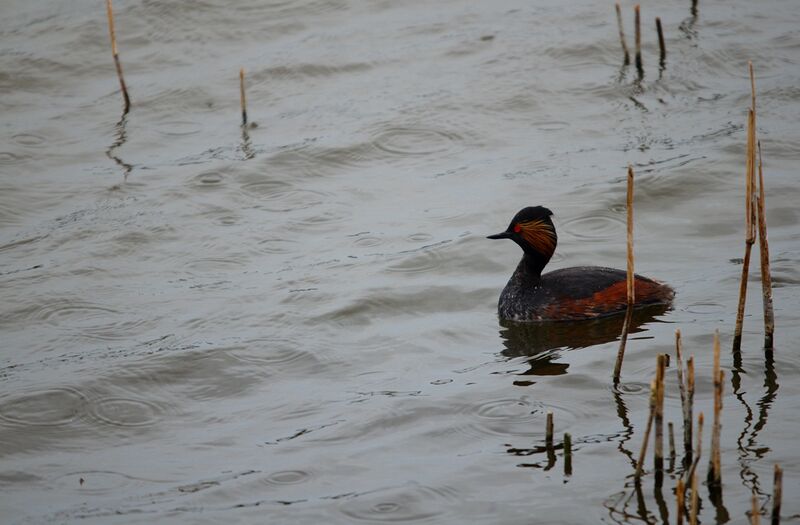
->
[687,413,704,525]
[668,421,676,463]
[239,68,248,126]
[752,494,761,525]
[734,63,759,352]
[564,433,573,476]
[634,379,657,480]
[615,3,630,65]
[105,0,131,113]
[654,354,666,485]
[772,464,783,525]
[613,166,635,384]
[655,16,666,64]
[634,5,643,76]
[686,356,699,463]
[689,470,699,525]
[708,331,723,485]
[756,140,775,350]
[686,412,704,486]
[674,330,694,463]
[676,477,685,525]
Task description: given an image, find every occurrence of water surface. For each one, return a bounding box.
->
[2,0,800,523]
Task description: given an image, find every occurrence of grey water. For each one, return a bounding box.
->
[2,0,800,523]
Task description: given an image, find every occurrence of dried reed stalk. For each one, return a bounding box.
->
[634,379,657,479]
[563,433,572,476]
[615,3,630,65]
[668,421,676,463]
[689,470,699,525]
[772,464,783,525]
[545,410,554,448]
[613,166,635,383]
[239,68,248,126]
[654,354,666,485]
[676,477,685,525]
[686,356,700,460]
[708,331,723,485]
[675,330,693,463]
[106,0,131,113]
[686,412,704,486]
[734,63,759,351]
[634,5,643,76]
[756,141,775,350]
[687,413,704,525]
[753,494,761,525]
[656,17,666,64]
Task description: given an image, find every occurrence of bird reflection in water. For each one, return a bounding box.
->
[499,304,671,386]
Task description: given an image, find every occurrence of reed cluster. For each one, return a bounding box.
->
[733,63,774,352]
[606,63,782,524]
[614,4,668,75]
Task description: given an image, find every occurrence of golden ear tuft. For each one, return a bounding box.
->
[518,219,556,255]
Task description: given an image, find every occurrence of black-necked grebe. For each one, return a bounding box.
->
[488,206,674,322]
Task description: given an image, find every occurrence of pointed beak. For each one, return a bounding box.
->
[487,231,512,240]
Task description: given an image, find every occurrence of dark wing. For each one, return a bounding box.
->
[540,266,673,320]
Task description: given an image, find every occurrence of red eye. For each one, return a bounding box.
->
[513,224,521,233]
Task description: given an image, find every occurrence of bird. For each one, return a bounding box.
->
[488,206,674,322]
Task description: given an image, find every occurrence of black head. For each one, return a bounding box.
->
[487,206,558,270]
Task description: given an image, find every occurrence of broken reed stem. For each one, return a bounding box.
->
[654,354,666,485]
[708,331,723,486]
[545,410,554,448]
[656,17,666,65]
[634,5,643,76]
[734,64,759,351]
[615,3,630,65]
[625,166,635,307]
[563,433,572,476]
[676,477,685,525]
[686,413,704,525]
[686,412,704,486]
[750,61,757,115]
[772,464,783,525]
[689,470,699,525]
[687,357,695,461]
[105,0,131,114]
[733,107,757,350]
[675,330,693,464]
[634,379,657,479]
[757,141,775,350]
[239,67,248,126]
[668,421,676,463]
[753,494,762,525]
[613,166,635,384]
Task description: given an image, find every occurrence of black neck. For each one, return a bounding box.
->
[516,252,550,280]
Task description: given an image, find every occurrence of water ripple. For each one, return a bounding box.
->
[11,133,46,147]
[263,470,312,485]
[560,211,625,241]
[372,127,462,157]
[338,483,459,522]
[51,470,140,495]
[454,396,543,439]
[0,387,87,427]
[157,120,203,137]
[87,397,163,428]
